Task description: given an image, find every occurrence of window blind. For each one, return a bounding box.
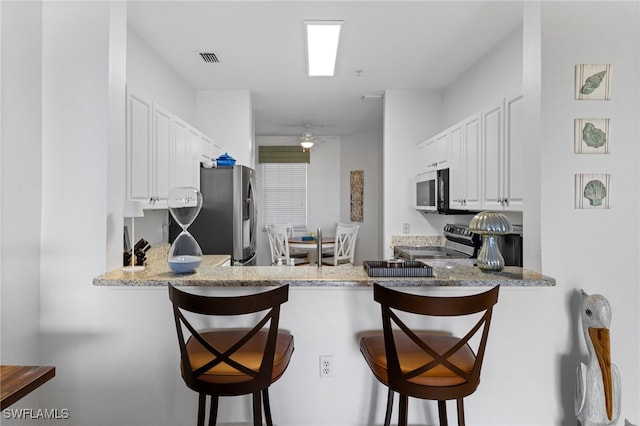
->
[262,163,307,233]
[258,146,310,163]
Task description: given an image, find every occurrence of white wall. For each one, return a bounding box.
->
[126,28,196,123]
[2,2,638,426]
[537,2,639,423]
[0,0,42,365]
[382,89,443,258]
[196,90,254,168]
[340,130,383,263]
[442,24,523,127]
[380,4,640,424]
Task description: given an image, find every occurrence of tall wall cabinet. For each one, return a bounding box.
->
[126,91,217,209]
[449,113,482,211]
[481,94,524,211]
[417,93,524,212]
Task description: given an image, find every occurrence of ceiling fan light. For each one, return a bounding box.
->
[300,140,314,149]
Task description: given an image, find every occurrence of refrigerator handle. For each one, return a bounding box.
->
[248,176,257,250]
[235,252,257,266]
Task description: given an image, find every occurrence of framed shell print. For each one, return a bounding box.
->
[575,64,612,100]
[575,174,610,209]
[574,118,610,154]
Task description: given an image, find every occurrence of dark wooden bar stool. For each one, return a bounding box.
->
[168,284,294,426]
[360,284,499,426]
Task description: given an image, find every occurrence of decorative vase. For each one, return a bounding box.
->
[469,211,513,273]
[476,235,505,272]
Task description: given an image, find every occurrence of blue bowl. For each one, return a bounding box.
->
[216,153,236,167]
[168,255,202,273]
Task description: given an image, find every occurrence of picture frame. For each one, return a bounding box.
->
[575,64,612,100]
[574,118,610,154]
[575,174,610,209]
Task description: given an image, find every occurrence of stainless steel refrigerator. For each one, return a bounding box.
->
[169,165,257,265]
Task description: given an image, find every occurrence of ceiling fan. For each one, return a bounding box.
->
[295,124,326,151]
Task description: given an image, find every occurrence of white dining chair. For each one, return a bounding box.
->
[266,226,290,265]
[322,222,359,266]
[266,225,308,266]
[271,223,294,239]
[269,222,308,261]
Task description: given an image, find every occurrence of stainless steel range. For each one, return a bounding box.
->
[394,224,481,260]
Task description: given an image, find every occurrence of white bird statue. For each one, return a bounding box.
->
[576,290,621,426]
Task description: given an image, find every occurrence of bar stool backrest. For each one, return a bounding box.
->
[168,284,289,395]
[373,283,499,401]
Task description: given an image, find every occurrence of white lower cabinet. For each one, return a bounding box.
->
[126,92,212,208]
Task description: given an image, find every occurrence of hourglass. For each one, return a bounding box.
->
[167,187,203,273]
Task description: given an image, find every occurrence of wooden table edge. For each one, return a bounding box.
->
[1,365,56,410]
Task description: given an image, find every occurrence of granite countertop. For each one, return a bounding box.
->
[390,234,445,248]
[93,257,555,288]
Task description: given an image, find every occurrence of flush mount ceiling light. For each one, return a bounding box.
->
[304,20,343,77]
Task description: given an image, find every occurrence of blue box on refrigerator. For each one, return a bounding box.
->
[216,153,236,167]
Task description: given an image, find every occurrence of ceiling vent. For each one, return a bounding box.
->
[198,52,220,63]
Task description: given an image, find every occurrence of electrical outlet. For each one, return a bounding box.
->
[319,355,333,378]
[403,223,410,234]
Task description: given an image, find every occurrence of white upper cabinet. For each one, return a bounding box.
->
[171,117,201,191]
[417,93,524,213]
[450,113,482,210]
[418,130,449,172]
[200,134,215,161]
[126,93,154,205]
[126,91,211,208]
[200,133,224,165]
[481,94,523,211]
[448,121,464,205]
[503,93,524,210]
[152,104,172,206]
[481,100,504,210]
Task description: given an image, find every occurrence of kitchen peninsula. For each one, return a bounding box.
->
[93,256,555,287]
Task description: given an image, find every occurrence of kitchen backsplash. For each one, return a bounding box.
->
[390,235,445,248]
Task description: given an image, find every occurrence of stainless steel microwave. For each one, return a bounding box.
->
[416,168,472,214]
[416,170,437,212]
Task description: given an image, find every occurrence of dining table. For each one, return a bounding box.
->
[288,237,335,265]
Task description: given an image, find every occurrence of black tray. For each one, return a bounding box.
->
[363,261,433,277]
